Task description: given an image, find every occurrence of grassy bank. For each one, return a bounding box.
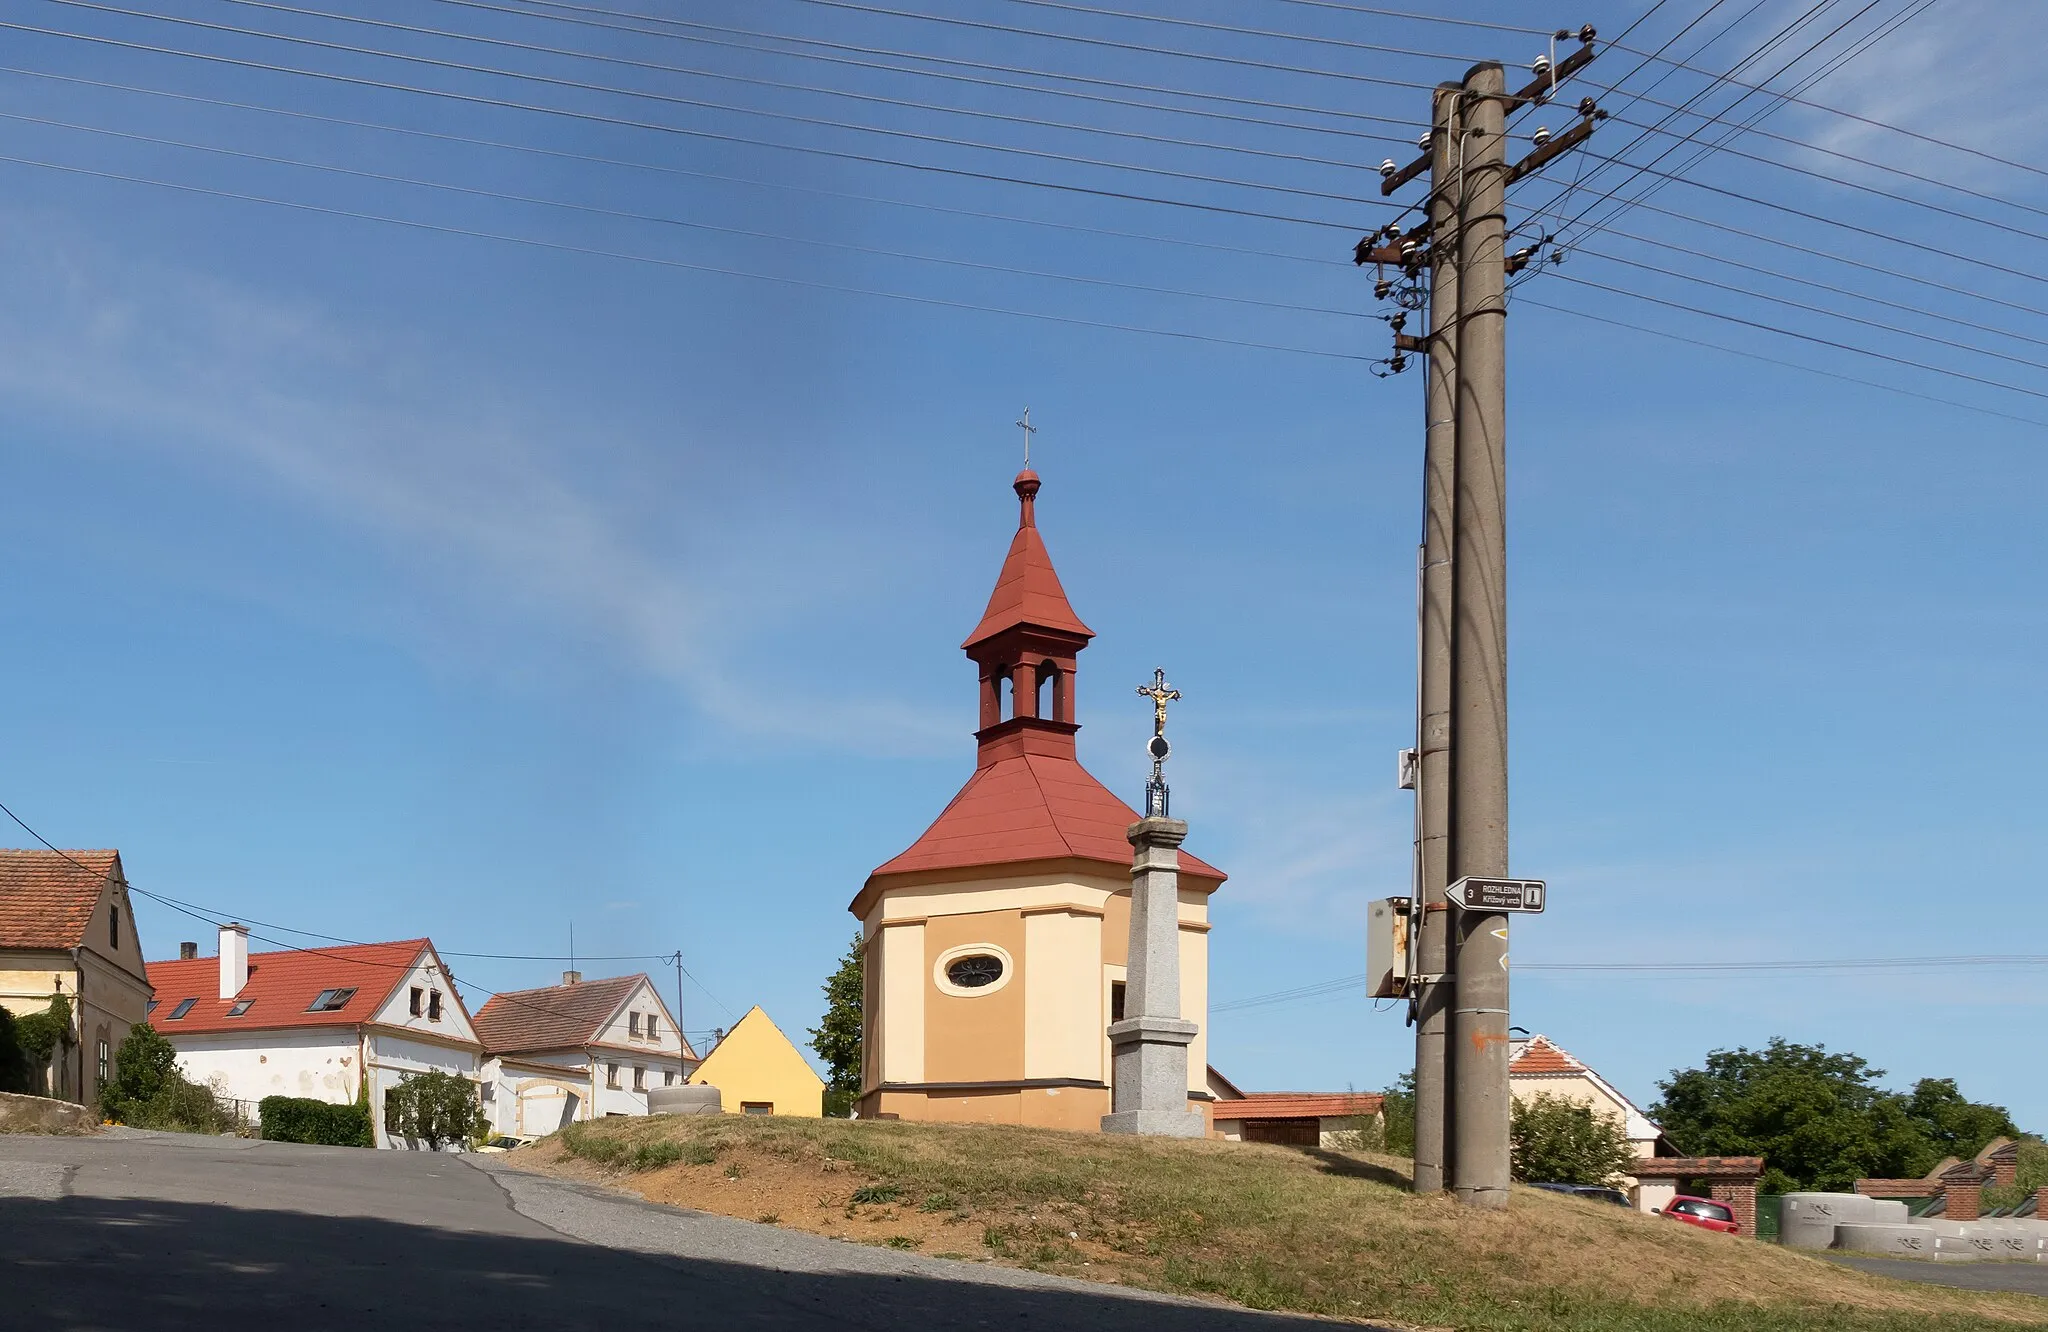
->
[511,1115,2047,1331]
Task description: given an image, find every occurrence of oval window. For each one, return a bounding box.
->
[945,954,1005,989]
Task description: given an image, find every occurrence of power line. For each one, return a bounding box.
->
[492,0,1425,140]
[1547,272,2048,405]
[1523,296,2048,429]
[1254,0,1551,37]
[1568,245,2048,377]
[0,65,1344,270]
[43,0,1379,212]
[4,109,1367,320]
[0,151,1366,361]
[963,0,1502,65]
[0,18,1358,232]
[1605,26,2048,184]
[772,0,1442,93]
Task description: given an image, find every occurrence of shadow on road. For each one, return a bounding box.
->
[2,1194,1325,1331]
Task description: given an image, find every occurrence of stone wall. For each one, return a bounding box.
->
[0,1090,97,1135]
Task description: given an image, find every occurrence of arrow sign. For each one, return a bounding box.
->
[1446,877,1546,913]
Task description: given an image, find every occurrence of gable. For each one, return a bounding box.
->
[0,850,122,952]
[588,978,693,1058]
[692,1008,824,1092]
[368,947,480,1046]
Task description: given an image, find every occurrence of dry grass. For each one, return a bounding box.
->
[510,1115,2048,1331]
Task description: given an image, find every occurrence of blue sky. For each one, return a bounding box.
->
[2,0,2043,1127]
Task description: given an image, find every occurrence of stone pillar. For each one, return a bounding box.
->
[1710,1180,1758,1237]
[1944,1179,1981,1222]
[1102,817,1204,1137]
[2034,1187,2048,1218]
[1988,1144,2018,1191]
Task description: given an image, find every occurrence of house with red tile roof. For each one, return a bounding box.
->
[473,971,697,1137]
[145,924,482,1148]
[1509,1034,1672,1207]
[850,469,1226,1132]
[0,849,152,1106]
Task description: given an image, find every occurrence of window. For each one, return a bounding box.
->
[1110,981,1127,1024]
[606,1062,620,1089]
[410,987,423,1017]
[96,1039,109,1084]
[741,1102,773,1115]
[306,988,357,1013]
[663,1070,676,1086]
[110,906,119,950]
[945,954,1004,989]
[633,1065,645,1091]
[628,1012,641,1037]
[646,1015,659,1041]
[226,999,255,1017]
[144,999,159,1017]
[167,998,197,1021]
[427,990,443,1021]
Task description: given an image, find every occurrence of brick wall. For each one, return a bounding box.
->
[1986,1146,2017,1190]
[1710,1180,1758,1237]
[1854,1179,1938,1197]
[1944,1180,1981,1222]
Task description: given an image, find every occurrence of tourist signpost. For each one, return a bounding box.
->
[1444,877,1545,913]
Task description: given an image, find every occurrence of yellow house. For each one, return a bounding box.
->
[687,1007,824,1117]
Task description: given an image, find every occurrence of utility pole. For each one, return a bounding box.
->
[1448,60,1513,1211]
[1360,29,1600,1211]
[1411,80,1461,1199]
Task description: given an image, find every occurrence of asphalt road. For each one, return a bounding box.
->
[1824,1252,2048,1296]
[0,1129,1335,1331]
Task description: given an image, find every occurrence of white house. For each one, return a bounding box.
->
[472,971,697,1138]
[145,925,483,1149]
[1508,1034,1672,1208]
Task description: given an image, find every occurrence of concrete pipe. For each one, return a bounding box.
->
[1781,1193,1875,1250]
[647,1084,724,1116]
[1832,1223,1937,1258]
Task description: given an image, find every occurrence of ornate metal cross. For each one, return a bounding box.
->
[1015,407,1036,468]
[1135,668,1180,817]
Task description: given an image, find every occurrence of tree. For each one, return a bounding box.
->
[1903,1078,2018,1161]
[11,994,73,1095]
[100,1022,237,1134]
[1511,1093,1639,1186]
[383,1071,487,1150]
[1650,1038,2018,1193]
[808,934,863,1118]
[1377,1071,1416,1157]
[0,1007,32,1094]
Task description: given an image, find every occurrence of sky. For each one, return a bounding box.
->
[2,0,2044,1128]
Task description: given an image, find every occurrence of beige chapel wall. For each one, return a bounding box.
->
[877,922,926,1085]
[922,908,1027,1084]
[1022,908,1103,1083]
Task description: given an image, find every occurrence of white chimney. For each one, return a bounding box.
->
[219,923,250,1000]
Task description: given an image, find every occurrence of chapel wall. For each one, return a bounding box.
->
[923,908,1027,1084]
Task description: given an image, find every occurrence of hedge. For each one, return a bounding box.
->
[259,1095,374,1147]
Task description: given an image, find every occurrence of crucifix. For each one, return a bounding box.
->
[1015,408,1037,468]
[1135,668,1180,817]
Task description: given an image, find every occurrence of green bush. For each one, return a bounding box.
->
[0,1007,32,1094]
[0,995,73,1096]
[1510,1093,1640,1187]
[382,1070,488,1150]
[260,1095,374,1147]
[97,1023,235,1134]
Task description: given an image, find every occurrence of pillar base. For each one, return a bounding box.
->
[1101,1108,1206,1137]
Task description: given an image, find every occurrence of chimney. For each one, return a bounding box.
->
[219,923,250,1000]
[561,970,581,986]
[179,941,198,961]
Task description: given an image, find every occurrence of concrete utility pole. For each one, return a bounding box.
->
[1411,80,1462,1199]
[1448,60,1513,1211]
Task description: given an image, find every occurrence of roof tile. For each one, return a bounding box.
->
[474,975,646,1056]
[0,850,120,950]
[144,939,432,1035]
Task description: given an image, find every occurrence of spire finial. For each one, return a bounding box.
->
[1015,407,1036,468]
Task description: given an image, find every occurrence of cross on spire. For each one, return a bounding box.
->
[1015,408,1037,468]
[1136,668,1179,737]
[1136,668,1180,818]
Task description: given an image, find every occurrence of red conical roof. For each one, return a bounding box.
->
[963,470,1093,649]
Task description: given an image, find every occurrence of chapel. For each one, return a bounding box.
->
[849,468,1226,1131]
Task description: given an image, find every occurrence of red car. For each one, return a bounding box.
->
[1656,1195,1740,1234]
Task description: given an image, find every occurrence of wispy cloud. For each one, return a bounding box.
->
[0,209,953,754]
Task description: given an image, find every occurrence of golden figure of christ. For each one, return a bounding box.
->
[1136,668,1180,736]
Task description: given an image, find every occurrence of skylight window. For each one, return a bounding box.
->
[167,998,197,1021]
[226,999,255,1017]
[144,1000,159,1016]
[305,988,357,1013]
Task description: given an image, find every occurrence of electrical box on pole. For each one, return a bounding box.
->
[1367,897,1413,999]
